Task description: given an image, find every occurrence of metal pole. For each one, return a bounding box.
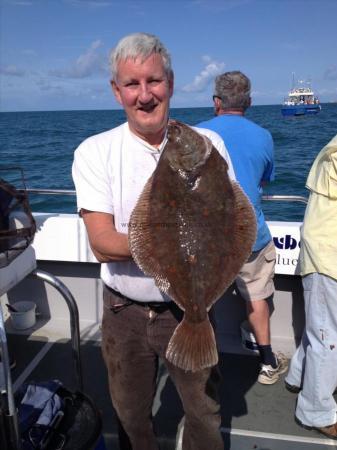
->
[32,269,84,392]
[0,307,21,449]
[20,189,308,205]
[19,189,309,207]
[262,194,308,204]
[21,189,76,196]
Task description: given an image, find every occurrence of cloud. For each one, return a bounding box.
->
[324,65,337,81]
[64,0,114,6]
[3,0,33,5]
[22,49,38,57]
[49,40,109,79]
[185,0,253,13]
[0,65,26,76]
[181,56,225,93]
[280,41,301,51]
[34,77,64,93]
[316,87,337,96]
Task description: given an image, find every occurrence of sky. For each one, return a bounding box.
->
[1,0,337,112]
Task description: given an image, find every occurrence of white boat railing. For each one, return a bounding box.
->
[20,189,308,205]
[262,194,307,204]
[21,188,76,195]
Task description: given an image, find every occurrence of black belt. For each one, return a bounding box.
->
[104,284,173,314]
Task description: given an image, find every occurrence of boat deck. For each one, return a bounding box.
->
[5,333,337,450]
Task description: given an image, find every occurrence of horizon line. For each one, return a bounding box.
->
[0,103,289,114]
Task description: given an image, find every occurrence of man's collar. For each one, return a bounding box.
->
[129,126,167,152]
[217,109,245,116]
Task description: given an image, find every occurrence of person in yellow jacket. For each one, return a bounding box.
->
[285,134,337,440]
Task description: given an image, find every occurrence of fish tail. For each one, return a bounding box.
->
[165,316,218,372]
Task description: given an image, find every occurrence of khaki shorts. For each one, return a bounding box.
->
[235,240,276,302]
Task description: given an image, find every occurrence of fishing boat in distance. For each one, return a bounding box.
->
[281,76,321,117]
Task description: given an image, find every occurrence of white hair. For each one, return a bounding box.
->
[110,32,172,81]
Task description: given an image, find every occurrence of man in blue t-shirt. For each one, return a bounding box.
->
[198,71,288,385]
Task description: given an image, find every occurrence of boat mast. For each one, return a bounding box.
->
[291,72,295,90]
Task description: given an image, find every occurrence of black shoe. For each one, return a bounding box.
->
[285,381,301,393]
[286,381,337,395]
[0,354,16,370]
[295,416,337,440]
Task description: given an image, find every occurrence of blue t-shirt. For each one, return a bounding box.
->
[197,115,274,251]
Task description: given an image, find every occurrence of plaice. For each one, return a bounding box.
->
[129,120,257,372]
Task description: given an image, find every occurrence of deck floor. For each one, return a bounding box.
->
[4,334,337,450]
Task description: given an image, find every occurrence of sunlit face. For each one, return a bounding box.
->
[111,53,174,146]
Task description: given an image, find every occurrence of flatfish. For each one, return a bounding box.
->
[129,120,256,372]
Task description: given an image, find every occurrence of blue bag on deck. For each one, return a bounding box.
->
[16,380,64,450]
[16,379,104,450]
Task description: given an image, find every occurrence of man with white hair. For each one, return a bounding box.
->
[73,32,235,450]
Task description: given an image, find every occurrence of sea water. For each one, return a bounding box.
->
[1,104,336,222]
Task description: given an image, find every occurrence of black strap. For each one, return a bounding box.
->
[104,284,173,312]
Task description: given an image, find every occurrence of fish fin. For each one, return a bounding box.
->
[166,316,218,372]
[129,176,171,294]
[206,180,257,309]
[231,180,257,248]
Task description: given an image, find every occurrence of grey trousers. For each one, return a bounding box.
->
[101,285,223,450]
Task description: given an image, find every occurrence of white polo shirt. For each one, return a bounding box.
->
[72,121,235,301]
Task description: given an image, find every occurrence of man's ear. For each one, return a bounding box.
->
[214,96,222,114]
[111,80,122,105]
[168,72,174,98]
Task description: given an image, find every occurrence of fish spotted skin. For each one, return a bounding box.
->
[129,120,256,371]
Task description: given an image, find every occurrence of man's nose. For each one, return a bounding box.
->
[138,83,152,103]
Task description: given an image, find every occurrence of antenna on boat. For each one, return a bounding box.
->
[291,72,295,90]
